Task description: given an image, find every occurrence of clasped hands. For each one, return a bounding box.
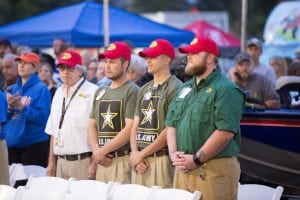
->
[170,151,198,173]
[92,148,112,167]
[129,150,149,174]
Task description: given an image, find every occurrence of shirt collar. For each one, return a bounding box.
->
[62,77,84,97]
[188,69,220,89]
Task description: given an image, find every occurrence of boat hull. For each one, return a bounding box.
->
[239,110,300,197]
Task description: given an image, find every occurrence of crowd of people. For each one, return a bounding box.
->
[0,36,300,200]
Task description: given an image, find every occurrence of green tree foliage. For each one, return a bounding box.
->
[0,0,82,26]
[132,0,189,12]
[0,0,14,25]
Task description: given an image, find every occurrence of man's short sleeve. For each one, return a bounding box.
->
[125,85,139,119]
[214,87,245,134]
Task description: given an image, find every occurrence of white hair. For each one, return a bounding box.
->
[75,64,88,78]
[2,53,18,68]
[128,54,147,75]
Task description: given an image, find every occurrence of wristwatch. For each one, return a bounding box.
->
[193,154,203,166]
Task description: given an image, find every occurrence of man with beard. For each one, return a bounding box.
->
[88,41,139,183]
[231,52,280,110]
[165,36,245,200]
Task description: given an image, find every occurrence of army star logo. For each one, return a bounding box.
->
[101,104,118,129]
[141,101,156,125]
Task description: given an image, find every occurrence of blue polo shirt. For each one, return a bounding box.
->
[0,91,7,140]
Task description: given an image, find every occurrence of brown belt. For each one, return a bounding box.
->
[57,152,92,161]
[107,150,130,158]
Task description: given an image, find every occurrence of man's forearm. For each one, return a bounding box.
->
[140,128,168,157]
[166,127,177,154]
[130,117,139,151]
[196,130,234,162]
[48,136,56,163]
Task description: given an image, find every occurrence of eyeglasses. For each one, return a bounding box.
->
[57,66,76,72]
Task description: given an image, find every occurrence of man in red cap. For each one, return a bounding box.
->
[88,41,139,183]
[129,39,182,188]
[165,36,245,200]
[46,49,97,180]
[4,52,51,173]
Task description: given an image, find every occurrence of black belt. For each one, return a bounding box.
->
[107,150,130,158]
[57,152,92,161]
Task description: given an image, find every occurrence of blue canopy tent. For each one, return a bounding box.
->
[0,1,194,47]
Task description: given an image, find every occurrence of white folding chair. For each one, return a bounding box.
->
[150,188,201,200]
[9,163,24,186]
[109,183,157,200]
[14,175,75,200]
[237,183,284,200]
[0,184,16,200]
[63,180,114,200]
[9,163,46,186]
[22,165,46,177]
[14,186,61,200]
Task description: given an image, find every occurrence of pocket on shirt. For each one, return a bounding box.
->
[172,99,185,120]
[191,99,211,122]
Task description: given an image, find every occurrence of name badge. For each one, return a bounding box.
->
[143,91,152,100]
[96,89,106,100]
[179,87,192,99]
[55,130,64,147]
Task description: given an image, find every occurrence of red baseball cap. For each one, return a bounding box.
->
[15,52,40,67]
[139,39,175,59]
[179,36,219,56]
[98,42,131,61]
[57,50,82,68]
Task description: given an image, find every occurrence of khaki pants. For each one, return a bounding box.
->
[131,155,174,188]
[56,157,91,180]
[173,157,240,200]
[96,155,130,184]
[0,139,9,185]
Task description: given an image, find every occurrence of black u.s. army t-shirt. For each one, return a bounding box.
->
[90,80,139,151]
[135,76,182,149]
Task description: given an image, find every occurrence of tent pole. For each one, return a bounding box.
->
[103,0,110,47]
[241,0,247,52]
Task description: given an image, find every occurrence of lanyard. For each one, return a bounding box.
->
[58,79,85,129]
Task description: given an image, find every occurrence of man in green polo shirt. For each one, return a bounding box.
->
[129,39,182,188]
[165,36,245,200]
